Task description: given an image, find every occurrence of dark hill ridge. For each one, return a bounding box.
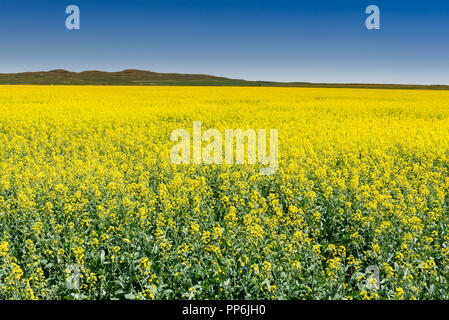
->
[0,69,448,90]
[0,69,237,85]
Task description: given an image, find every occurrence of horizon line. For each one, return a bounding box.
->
[1,68,448,87]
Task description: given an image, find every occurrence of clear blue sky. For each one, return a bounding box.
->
[0,0,448,84]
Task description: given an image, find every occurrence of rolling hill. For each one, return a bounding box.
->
[0,69,448,90]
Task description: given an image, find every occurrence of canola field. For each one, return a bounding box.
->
[1,85,449,300]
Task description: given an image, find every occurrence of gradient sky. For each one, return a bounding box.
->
[0,0,448,84]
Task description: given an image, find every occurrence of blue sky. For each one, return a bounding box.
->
[0,0,448,84]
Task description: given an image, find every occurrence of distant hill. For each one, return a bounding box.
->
[0,69,448,90]
[0,69,244,86]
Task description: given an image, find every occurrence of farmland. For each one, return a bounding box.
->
[1,85,449,299]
